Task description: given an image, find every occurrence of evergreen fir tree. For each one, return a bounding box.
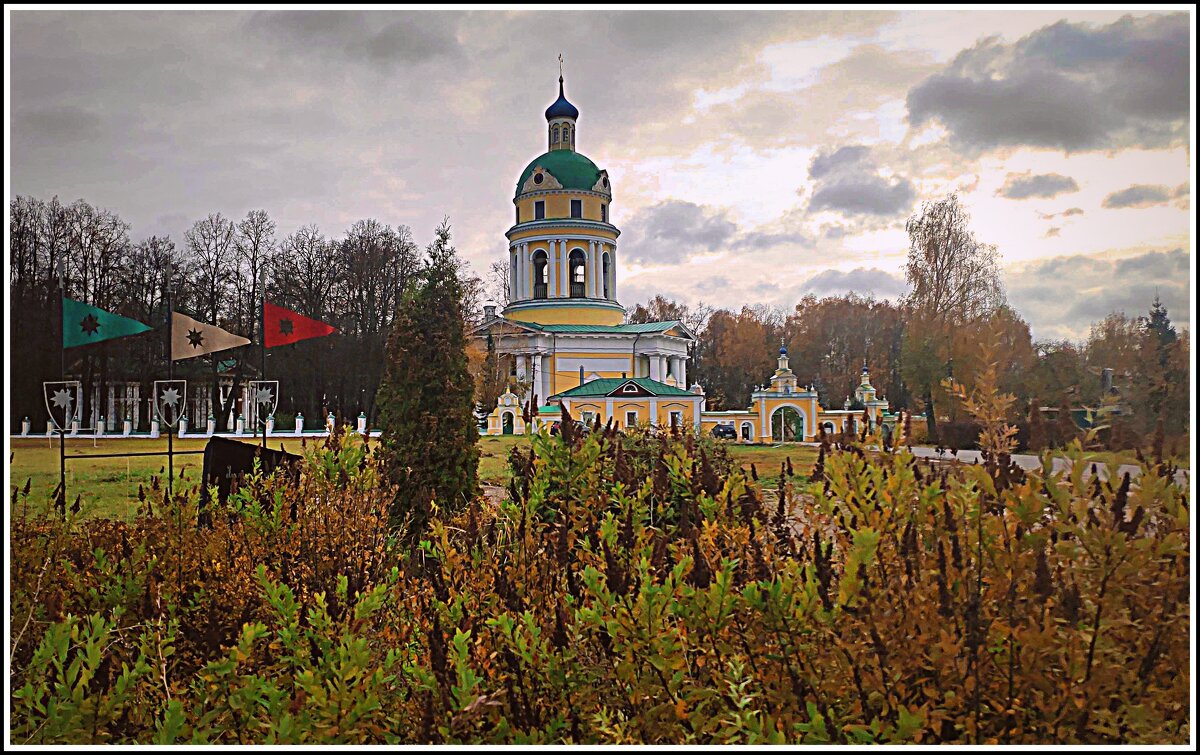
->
[1145,294,1178,350]
[376,220,480,536]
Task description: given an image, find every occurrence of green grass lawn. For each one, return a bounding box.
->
[8,434,817,521]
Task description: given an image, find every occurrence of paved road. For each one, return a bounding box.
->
[901,445,1190,487]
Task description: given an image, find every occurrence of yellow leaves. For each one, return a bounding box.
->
[674,698,688,720]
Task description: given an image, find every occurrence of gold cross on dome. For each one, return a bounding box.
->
[559,53,563,77]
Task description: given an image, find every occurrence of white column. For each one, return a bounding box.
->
[609,245,617,301]
[590,241,600,297]
[587,240,595,297]
[595,244,604,297]
[522,243,530,298]
[659,356,669,382]
[648,354,661,382]
[559,240,569,297]
[760,397,768,442]
[542,354,553,403]
[511,248,519,301]
[530,353,542,404]
[516,353,528,381]
[678,357,687,388]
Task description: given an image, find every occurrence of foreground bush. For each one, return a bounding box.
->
[9,413,1190,744]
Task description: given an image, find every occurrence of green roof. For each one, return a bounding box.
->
[550,377,696,400]
[516,150,603,198]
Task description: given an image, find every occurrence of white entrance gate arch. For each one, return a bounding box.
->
[769,404,809,442]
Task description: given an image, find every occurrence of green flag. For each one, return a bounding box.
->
[62,297,152,348]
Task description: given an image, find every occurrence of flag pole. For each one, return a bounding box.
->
[260,269,267,451]
[164,258,174,497]
[57,259,67,518]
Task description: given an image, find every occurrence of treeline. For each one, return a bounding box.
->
[627,195,1189,448]
[8,196,485,432]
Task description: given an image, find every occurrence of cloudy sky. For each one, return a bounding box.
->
[8,8,1193,341]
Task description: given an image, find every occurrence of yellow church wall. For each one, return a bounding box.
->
[504,304,625,327]
[568,400,605,424]
[656,401,697,428]
[613,401,645,427]
[514,194,614,225]
[700,413,755,433]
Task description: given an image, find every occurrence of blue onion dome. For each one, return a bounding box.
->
[780,345,788,355]
[545,76,579,120]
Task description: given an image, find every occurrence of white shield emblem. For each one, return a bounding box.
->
[153,379,187,428]
[249,380,279,426]
[43,381,82,431]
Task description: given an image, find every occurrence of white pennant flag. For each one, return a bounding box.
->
[171,311,250,361]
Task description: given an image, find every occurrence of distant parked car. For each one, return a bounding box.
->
[711,424,738,440]
[549,420,589,436]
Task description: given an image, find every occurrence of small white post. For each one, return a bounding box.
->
[295,413,304,435]
[206,415,216,436]
[97,416,106,437]
[326,412,336,433]
[357,412,367,434]
[266,415,275,436]
[150,419,160,438]
[179,416,189,436]
[70,418,80,436]
[46,420,54,437]
[235,414,245,435]
[21,417,30,436]
[123,417,132,436]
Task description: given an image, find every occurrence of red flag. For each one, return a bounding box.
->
[263,301,336,348]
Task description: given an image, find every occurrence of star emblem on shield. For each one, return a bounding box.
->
[249,380,279,426]
[153,379,187,428]
[43,381,82,431]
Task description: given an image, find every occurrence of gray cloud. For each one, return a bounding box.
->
[998,172,1079,199]
[907,13,1189,152]
[809,146,872,179]
[621,199,810,264]
[245,11,464,65]
[800,267,907,298]
[621,200,736,264]
[806,145,915,217]
[1102,184,1174,209]
[15,105,103,143]
[1005,248,1189,340]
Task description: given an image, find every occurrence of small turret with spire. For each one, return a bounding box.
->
[546,55,579,152]
[769,341,798,394]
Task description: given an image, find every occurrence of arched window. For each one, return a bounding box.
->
[602,252,610,298]
[532,250,548,299]
[552,126,559,144]
[569,249,586,297]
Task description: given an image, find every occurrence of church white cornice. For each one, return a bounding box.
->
[513,188,611,203]
[506,219,621,239]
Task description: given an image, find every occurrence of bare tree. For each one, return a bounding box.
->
[904,194,1004,324]
[183,213,238,428]
[486,258,511,308]
[902,194,1005,441]
[273,224,339,318]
